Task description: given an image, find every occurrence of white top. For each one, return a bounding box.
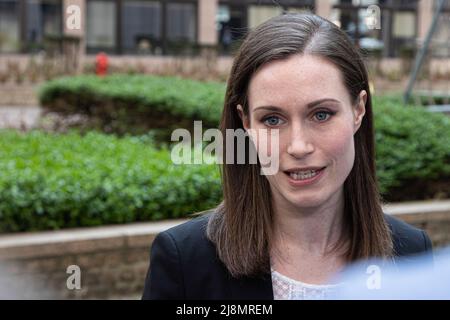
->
[271,269,341,300]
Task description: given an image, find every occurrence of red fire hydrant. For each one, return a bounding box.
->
[95,52,108,76]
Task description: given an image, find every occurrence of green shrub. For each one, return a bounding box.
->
[0,130,222,232]
[3,90,450,232]
[39,75,226,135]
[373,95,450,196]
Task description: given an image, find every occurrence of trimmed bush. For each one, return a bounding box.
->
[39,75,226,135]
[0,130,222,232]
[373,95,450,199]
[4,83,449,232]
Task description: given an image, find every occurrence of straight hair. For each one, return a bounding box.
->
[207,13,393,278]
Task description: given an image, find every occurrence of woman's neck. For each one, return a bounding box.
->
[270,187,347,257]
[269,188,348,284]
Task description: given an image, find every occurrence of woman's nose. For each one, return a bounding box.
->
[286,124,314,158]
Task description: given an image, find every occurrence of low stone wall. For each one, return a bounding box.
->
[0,85,39,106]
[1,54,449,80]
[383,201,450,247]
[0,219,185,299]
[0,201,449,299]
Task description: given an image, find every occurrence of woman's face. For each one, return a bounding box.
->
[238,54,367,211]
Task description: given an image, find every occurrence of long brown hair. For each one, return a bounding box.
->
[206,13,393,278]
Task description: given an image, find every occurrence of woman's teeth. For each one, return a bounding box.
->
[289,169,320,180]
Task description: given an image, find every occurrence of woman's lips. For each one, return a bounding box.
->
[284,166,326,187]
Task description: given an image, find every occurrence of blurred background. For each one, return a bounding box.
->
[0,0,449,299]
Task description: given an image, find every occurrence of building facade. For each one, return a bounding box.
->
[0,0,448,57]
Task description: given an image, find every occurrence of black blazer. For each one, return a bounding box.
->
[142,210,433,300]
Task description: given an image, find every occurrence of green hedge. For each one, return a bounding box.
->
[4,80,450,232]
[373,95,450,196]
[39,75,226,135]
[0,130,222,232]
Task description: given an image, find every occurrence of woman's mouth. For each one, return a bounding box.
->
[283,167,326,186]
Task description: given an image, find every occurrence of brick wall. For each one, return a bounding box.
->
[0,202,449,299]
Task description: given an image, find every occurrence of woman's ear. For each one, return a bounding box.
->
[237,104,250,130]
[353,90,367,134]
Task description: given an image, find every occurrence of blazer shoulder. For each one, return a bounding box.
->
[142,210,224,299]
[159,210,220,266]
[384,214,432,257]
[163,210,212,245]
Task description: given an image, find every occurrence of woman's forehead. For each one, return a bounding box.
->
[247,54,349,109]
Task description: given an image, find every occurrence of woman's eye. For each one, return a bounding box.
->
[263,116,284,126]
[314,111,333,122]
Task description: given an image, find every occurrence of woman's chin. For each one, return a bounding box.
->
[285,195,325,209]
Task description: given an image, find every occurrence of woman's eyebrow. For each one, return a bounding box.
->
[253,98,341,112]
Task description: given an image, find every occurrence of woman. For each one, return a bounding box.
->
[142,13,432,300]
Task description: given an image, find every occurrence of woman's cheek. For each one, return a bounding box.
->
[324,125,356,169]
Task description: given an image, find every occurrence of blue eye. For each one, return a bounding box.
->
[263,116,283,126]
[314,111,333,122]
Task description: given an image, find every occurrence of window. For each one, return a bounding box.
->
[331,0,418,57]
[216,4,247,54]
[286,7,312,14]
[86,0,198,55]
[166,2,196,42]
[122,0,162,54]
[26,0,62,51]
[86,0,116,52]
[0,0,19,52]
[393,11,415,38]
[165,2,196,55]
[431,5,450,58]
[247,5,282,29]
